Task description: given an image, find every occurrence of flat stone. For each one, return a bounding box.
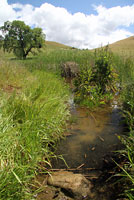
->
[47,171,93,200]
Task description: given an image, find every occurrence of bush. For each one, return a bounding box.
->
[74,46,118,108]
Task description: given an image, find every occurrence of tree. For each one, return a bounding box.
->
[0,20,45,59]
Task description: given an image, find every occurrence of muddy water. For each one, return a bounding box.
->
[53,100,123,172]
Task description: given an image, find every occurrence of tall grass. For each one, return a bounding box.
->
[114,55,134,199]
[13,48,94,74]
[0,60,70,199]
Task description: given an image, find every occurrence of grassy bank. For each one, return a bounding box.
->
[0,57,70,199]
[0,45,94,199]
[114,55,134,199]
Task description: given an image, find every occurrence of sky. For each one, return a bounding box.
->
[0,0,134,49]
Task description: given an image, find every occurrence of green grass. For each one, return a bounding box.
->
[18,49,94,76]
[113,54,134,199]
[0,44,94,199]
[0,41,93,73]
[0,58,70,199]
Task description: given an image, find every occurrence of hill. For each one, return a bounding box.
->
[45,37,134,56]
[108,36,134,57]
[45,41,71,49]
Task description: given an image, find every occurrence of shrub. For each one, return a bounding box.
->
[74,46,118,108]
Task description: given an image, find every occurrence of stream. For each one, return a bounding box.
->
[50,97,124,200]
[53,97,123,170]
[37,96,124,200]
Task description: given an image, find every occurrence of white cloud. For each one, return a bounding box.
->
[11,3,35,26]
[0,1,134,49]
[0,0,16,24]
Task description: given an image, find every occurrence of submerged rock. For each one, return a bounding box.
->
[47,171,93,200]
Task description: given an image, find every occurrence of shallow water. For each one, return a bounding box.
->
[38,100,124,200]
[53,101,123,171]
[50,102,124,200]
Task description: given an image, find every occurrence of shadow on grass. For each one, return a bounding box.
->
[10,56,36,61]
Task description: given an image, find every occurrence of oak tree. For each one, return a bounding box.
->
[0,20,45,59]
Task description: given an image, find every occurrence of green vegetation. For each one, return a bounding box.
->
[0,59,70,199]
[0,33,134,200]
[0,39,94,199]
[115,56,134,199]
[24,48,93,72]
[0,20,45,59]
[74,46,118,108]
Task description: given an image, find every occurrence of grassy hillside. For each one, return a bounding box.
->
[45,37,134,56]
[108,36,134,57]
[45,41,71,49]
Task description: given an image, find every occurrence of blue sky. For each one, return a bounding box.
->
[1,0,134,49]
[8,0,134,14]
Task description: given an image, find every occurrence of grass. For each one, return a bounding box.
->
[0,44,94,199]
[45,40,71,49]
[17,49,94,76]
[108,36,134,58]
[0,58,70,199]
[113,54,134,199]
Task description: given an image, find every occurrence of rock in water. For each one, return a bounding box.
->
[47,171,93,200]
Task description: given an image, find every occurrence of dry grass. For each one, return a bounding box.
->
[45,41,71,49]
[108,36,134,58]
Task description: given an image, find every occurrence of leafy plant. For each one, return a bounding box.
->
[94,46,118,94]
[74,46,118,108]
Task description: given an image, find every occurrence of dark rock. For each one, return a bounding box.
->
[47,171,93,200]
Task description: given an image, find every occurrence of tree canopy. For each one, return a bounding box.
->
[0,20,45,59]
